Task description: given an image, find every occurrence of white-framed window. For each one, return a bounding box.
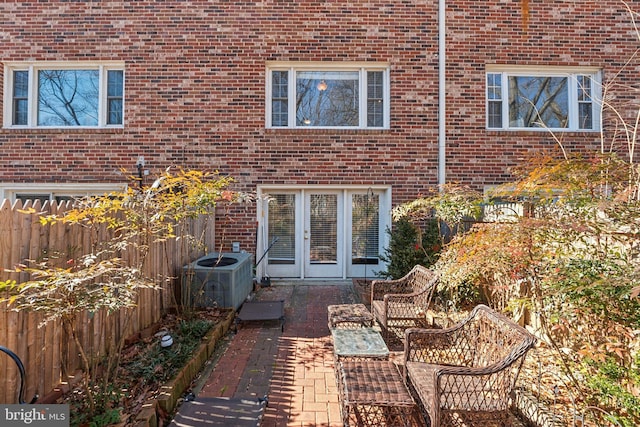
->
[266,62,390,129]
[3,62,125,128]
[1,183,126,204]
[486,66,601,131]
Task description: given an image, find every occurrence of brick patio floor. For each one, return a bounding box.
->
[192,281,361,427]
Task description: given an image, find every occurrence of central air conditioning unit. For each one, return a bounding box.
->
[182,252,253,311]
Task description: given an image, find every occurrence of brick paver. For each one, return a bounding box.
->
[192,282,359,427]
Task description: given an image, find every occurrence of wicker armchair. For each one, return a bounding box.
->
[403,304,537,427]
[370,265,438,342]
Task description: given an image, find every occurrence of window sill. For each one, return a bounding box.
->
[265,127,389,135]
[486,128,600,133]
[1,127,125,135]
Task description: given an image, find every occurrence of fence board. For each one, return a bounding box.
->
[26,312,40,403]
[49,320,61,399]
[42,318,54,401]
[0,200,213,403]
[15,202,31,402]
[5,200,22,403]
[0,311,6,404]
[26,201,44,401]
[0,200,11,403]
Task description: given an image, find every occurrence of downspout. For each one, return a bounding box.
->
[438,0,446,190]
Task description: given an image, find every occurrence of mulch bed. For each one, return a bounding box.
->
[58,307,233,426]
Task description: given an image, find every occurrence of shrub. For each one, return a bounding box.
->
[378,217,440,279]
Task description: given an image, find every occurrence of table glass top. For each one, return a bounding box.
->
[331,327,389,358]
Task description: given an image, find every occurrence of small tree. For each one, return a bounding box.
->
[378,217,438,279]
[0,168,248,421]
[381,184,482,280]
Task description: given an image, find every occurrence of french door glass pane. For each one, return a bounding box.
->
[268,194,296,264]
[309,194,337,264]
[352,194,379,265]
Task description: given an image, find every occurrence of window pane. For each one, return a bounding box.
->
[367,71,384,127]
[37,69,99,126]
[296,71,359,127]
[577,75,593,129]
[309,194,337,263]
[271,71,288,126]
[579,103,593,129]
[352,194,379,265]
[272,100,288,127]
[577,75,591,102]
[486,73,503,128]
[508,76,568,128]
[488,101,502,128]
[272,71,288,97]
[13,100,28,125]
[487,73,502,100]
[107,70,123,96]
[268,194,296,265]
[107,70,123,125]
[13,71,28,125]
[108,99,123,125]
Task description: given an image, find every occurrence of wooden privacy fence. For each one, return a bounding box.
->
[0,198,215,404]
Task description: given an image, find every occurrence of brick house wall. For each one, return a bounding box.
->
[444,0,639,186]
[0,0,638,256]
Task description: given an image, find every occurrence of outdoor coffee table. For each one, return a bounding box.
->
[331,327,389,361]
[328,303,375,329]
[338,360,422,427]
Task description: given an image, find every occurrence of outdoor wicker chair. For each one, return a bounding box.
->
[370,265,439,342]
[403,304,537,427]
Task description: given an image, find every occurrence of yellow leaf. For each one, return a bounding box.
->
[0,279,17,290]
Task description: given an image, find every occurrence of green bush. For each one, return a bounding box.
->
[378,217,440,279]
[582,357,640,427]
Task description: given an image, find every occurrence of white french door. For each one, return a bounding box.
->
[304,191,343,277]
[261,192,301,278]
[259,187,390,279]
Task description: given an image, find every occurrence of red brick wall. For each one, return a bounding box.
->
[443,0,639,187]
[0,0,638,251]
